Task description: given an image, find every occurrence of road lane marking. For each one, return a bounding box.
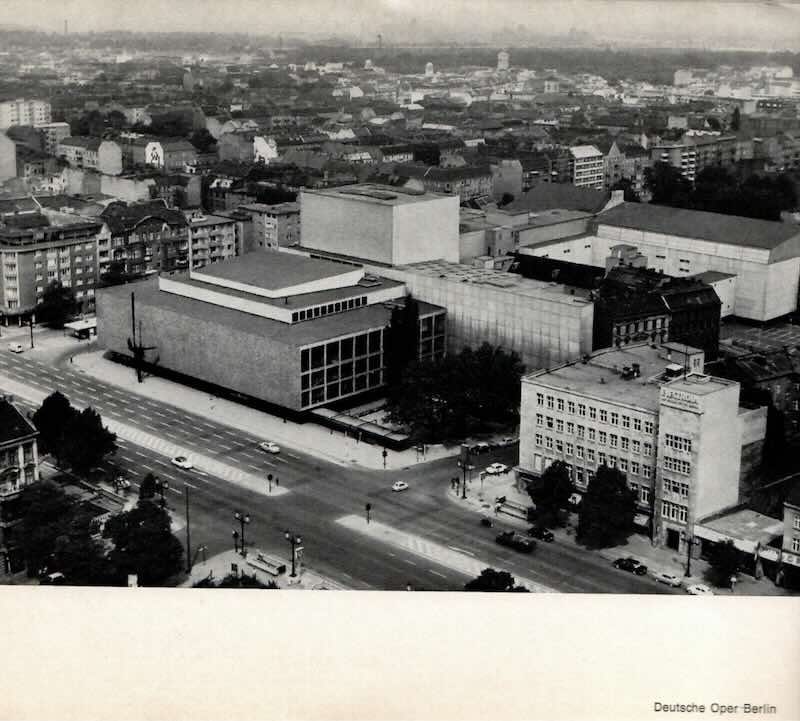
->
[429,570,447,578]
[286,452,300,460]
[447,545,475,556]
[404,559,417,566]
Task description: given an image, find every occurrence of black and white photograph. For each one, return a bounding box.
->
[0,1,798,718]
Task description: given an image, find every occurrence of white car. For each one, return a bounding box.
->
[651,570,683,588]
[259,441,281,454]
[485,463,509,475]
[8,342,24,353]
[568,492,583,508]
[114,476,132,490]
[686,584,714,596]
[171,455,193,470]
[391,481,409,492]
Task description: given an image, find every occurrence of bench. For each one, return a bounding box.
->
[246,552,287,577]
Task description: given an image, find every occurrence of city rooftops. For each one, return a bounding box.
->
[238,202,300,215]
[0,398,38,444]
[303,183,444,205]
[598,202,800,250]
[524,342,726,413]
[569,144,603,159]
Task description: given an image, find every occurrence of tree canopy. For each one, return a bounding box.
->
[464,568,529,592]
[36,280,78,329]
[194,573,278,589]
[707,539,740,588]
[527,460,574,528]
[386,343,524,444]
[577,465,637,548]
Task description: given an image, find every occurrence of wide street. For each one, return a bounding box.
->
[0,347,678,593]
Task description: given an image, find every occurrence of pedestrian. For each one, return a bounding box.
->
[70,356,73,364]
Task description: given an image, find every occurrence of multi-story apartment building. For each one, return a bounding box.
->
[392,165,494,203]
[0,212,103,319]
[57,137,123,176]
[35,122,71,155]
[650,135,739,181]
[0,398,40,574]
[518,342,763,553]
[0,98,51,130]
[99,200,189,278]
[569,145,604,190]
[185,211,239,270]
[236,202,300,251]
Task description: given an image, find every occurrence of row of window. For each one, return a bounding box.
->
[534,395,654,433]
[792,537,800,553]
[292,296,368,324]
[533,434,654,478]
[663,478,690,499]
[543,460,651,504]
[661,500,688,523]
[663,456,692,476]
[534,417,654,455]
[300,370,383,409]
[664,433,692,453]
[34,243,94,257]
[301,331,382,372]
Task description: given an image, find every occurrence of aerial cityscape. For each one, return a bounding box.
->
[2,0,800,602]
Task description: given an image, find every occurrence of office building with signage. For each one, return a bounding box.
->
[96,252,445,414]
[518,342,766,552]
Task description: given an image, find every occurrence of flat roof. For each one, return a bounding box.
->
[698,508,784,545]
[598,202,800,250]
[523,343,714,412]
[692,270,737,283]
[191,252,361,291]
[303,183,446,206]
[186,213,237,227]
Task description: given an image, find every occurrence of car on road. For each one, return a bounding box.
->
[686,584,714,596]
[527,525,554,542]
[485,462,509,475]
[171,455,193,470]
[612,557,648,576]
[495,530,535,553]
[259,441,281,454]
[113,476,132,491]
[8,342,24,353]
[471,441,491,454]
[391,480,409,492]
[651,570,683,587]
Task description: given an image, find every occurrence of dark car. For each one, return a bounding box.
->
[495,531,535,553]
[527,525,554,542]
[612,557,648,576]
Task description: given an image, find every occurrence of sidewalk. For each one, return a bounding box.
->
[446,471,794,596]
[181,549,347,590]
[72,349,457,471]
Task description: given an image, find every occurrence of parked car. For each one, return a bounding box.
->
[41,572,65,585]
[495,530,535,553]
[391,480,409,492]
[171,455,193,470]
[686,584,714,596]
[651,570,683,587]
[259,441,281,454]
[612,557,648,576]
[471,442,491,454]
[567,492,583,509]
[114,476,132,491]
[485,463,508,475]
[8,342,24,353]
[480,517,493,527]
[527,525,554,542]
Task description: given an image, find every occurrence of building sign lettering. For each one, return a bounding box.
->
[660,389,701,412]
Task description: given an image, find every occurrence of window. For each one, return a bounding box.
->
[576,469,585,486]
[536,414,544,427]
[609,434,618,448]
[608,455,617,468]
[567,401,575,414]
[793,537,800,553]
[587,449,595,463]
[622,415,630,429]
[556,419,564,433]
[621,437,629,451]
[665,433,692,453]
[641,486,650,503]
[566,422,575,434]
[578,404,586,417]
[545,437,553,450]
[557,398,564,412]
[631,461,640,475]
[536,393,544,406]
[556,440,563,453]
[794,517,800,531]
[588,428,596,442]
[619,459,628,472]
[663,456,691,475]
[577,425,585,439]
[632,439,641,454]
[535,433,543,447]
[598,431,607,445]
[576,445,583,459]
[633,418,642,432]
[643,466,652,479]
[661,500,688,523]
[589,407,597,420]
[610,412,619,426]
[546,395,554,409]
[599,409,608,423]
[644,420,654,434]
[643,442,652,457]
[546,416,554,429]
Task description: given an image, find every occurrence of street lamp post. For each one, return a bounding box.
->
[284,530,302,577]
[232,529,239,554]
[267,473,273,494]
[681,531,701,578]
[155,478,169,508]
[234,511,250,557]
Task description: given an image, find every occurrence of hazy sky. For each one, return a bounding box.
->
[3,0,800,48]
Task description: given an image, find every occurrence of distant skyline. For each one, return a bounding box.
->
[4,0,800,50]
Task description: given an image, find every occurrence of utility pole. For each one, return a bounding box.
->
[28,315,34,349]
[185,484,192,574]
[127,292,158,383]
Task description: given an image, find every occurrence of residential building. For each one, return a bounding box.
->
[98,200,189,278]
[218,130,256,163]
[236,202,300,251]
[0,398,40,574]
[144,138,198,171]
[57,137,123,176]
[185,211,240,270]
[0,210,103,319]
[15,146,59,183]
[518,342,765,552]
[0,133,15,183]
[497,51,510,72]
[569,145,604,190]
[96,252,446,415]
[391,165,494,203]
[0,99,51,130]
[650,135,739,181]
[300,184,460,266]
[36,122,71,154]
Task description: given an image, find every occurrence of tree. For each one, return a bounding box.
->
[139,472,157,500]
[61,407,117,475]
[610,178,640,202]
[107,109,127,130]
[644,161,693,208]
[99,260,140,288]
[577,464,637,548]
[384,296,420,389]
[104,501,184,586]
[189,128,216,153]
[707,539,740,588]
[36,280,78,329]
[194,573,278,589]
[464,568,529,592]
[32,391,78,462]
[731,106,741,132]
[18,481,77,577]
[527,460,574,528]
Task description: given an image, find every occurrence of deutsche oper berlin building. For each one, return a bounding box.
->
[518,342,766,552]
[96,252,445,412]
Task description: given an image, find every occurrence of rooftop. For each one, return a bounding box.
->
[303,183,442,206]
[691,270,737,283]
[569,144,603,159]
[697,508,784,547]
[238,202,300,215]
[503,184,611,215]
[598,202,800,250]
[0,398,37,445]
